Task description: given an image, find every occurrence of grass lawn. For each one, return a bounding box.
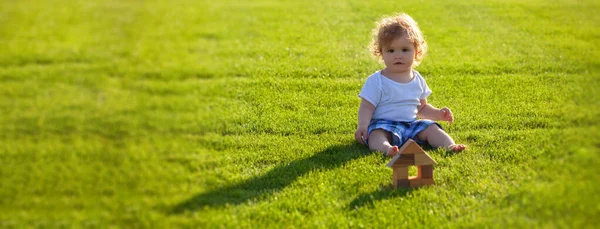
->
[1,0,599,228]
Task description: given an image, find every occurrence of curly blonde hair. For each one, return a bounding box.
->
[369,13,428,66]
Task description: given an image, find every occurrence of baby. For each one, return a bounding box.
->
[354,13,466,156]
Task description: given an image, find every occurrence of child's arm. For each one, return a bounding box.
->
[355,99,375,144]
[417,99,454,124]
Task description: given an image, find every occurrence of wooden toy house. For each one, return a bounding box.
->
[386,139,437,188]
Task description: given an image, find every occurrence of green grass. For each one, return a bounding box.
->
[1,0,599,228]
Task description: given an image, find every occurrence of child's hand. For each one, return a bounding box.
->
[354,126,368,145]
[440,107,454,124]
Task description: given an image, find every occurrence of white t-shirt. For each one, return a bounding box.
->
[359,70,432,122]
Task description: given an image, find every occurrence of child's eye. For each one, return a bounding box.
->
[387,49,394,53]
[402,48,409,52]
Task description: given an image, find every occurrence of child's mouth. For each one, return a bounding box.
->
[394,62,403,65]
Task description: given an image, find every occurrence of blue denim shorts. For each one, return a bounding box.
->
[366,119,441,147]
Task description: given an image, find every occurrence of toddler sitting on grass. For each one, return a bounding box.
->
[354,13,466,156]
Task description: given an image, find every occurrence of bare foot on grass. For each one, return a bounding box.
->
[447,144,466,153]
[386,145,399,156]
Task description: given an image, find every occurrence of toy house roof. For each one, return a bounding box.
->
[386,139,437,168]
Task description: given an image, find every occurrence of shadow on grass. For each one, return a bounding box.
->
[348,185,413,210]
[170,143,372,214]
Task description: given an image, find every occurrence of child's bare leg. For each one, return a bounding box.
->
[416,125,466,152]
[367,129,399,156]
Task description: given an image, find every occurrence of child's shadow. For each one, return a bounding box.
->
[170,142,372,214]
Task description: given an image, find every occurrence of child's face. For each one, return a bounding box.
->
[380,35,416,73]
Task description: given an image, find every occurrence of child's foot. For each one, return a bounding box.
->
[447,144,466,153]
[386,145,399,156]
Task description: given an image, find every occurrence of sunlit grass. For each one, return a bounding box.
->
[0,0,598,227]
